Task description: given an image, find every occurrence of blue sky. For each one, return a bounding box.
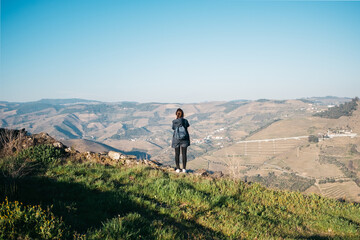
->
[1,0,359,103]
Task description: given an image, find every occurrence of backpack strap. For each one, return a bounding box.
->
[181,118,188,135]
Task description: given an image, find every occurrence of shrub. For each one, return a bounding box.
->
[308,135,319,143]
[0,145,64,179]
[0,197,67,239]
[327,178,336,183]
[0,145,65,198]
[0,155,37,179]
[0,129,26,158]
[350,144,359,155]
[17,145,64,166]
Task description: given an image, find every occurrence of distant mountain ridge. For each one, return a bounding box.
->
[0,96,352,156]
[37,98,101,105]
[2,96,360,201]
[0,96,351,105]
[0,98,100,105]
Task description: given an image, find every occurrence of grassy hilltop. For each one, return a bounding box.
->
[1,141,360,239]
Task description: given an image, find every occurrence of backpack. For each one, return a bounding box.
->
[174,119,188,140]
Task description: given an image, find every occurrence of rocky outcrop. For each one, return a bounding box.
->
[1,128,223,179]
[0,128,65,157]
[0,128,140,166]
[108,151,126,160]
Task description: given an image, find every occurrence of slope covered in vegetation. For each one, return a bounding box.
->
[1,144,360,239]
[314,97,359,119]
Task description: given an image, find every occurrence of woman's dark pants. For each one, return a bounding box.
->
[175,146,187,169]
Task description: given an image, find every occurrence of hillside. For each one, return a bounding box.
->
[189,99,360,202]
[1,133,360,239]
[61,139,150,159]
[0,97,349,164]
[1,97,359,202]
[314,97,359,119]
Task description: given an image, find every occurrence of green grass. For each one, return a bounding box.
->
[1,146,360,239]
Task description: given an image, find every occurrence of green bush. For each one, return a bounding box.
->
[17,145,64,165]
[0,197,67,239]
[0,145,64,179]
[0,155,36,179]
[0,145,65,198]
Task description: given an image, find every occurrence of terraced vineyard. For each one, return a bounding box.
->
[234,138,304,157]
[320,184,348,200]
[189,138,307,169]
[318,181,360,202]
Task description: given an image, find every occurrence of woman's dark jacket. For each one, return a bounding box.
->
[171,118,190,148]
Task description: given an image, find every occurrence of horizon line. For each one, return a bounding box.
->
[0,96,355,105]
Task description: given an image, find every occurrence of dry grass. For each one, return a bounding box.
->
[0,129,26,158]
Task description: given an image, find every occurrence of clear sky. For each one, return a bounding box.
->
[1,0,359,103]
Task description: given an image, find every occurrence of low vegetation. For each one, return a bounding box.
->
[319,155,358,187]
[314,97,359,119]
[0,197,66,239]
[248,172,316,192]
[308,135,319,143]
[1,144,360,239]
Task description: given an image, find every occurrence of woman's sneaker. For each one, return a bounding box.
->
[182,169,187,173]
[176,169,181,173]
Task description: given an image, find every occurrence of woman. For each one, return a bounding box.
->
[172,108,190,173]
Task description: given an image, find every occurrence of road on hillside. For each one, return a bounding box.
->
[237,133,357,144]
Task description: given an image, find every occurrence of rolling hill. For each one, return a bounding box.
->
[188,99,360,201]
[1,96,358,201]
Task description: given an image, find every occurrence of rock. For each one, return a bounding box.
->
[211,171,224,179]
[53,141,64,148]
[65,147,77,153]
[108,151,123,160]
[125,159,133,165]
[148,159,161,166]
[163,165,175,171]
[86,152,93,160]
[127,155,137,160]
[147,160,161,167]
[194,169,209,177]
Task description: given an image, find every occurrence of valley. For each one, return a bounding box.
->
[1,96,359,202]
